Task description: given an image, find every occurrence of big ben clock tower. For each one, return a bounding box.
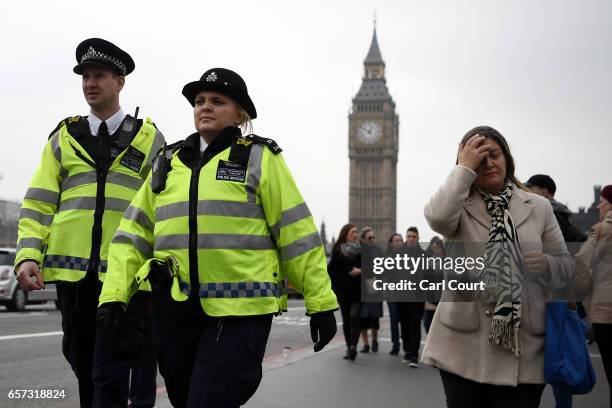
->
[348,26,399,240]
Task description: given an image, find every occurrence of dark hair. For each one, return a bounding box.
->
[426,236,446,257]
[386,233,403,254]
[459,126,525,189]
[388,233,403,243]
[406,226,419,235]
[333,223,357,253]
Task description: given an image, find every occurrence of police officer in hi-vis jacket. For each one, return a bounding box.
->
[15,38,163,408]
[99,68,338,407]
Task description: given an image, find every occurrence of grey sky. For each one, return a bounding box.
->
[1,0,610,242]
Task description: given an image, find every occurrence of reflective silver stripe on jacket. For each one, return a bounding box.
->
[140,130,165,179]
[62,171,143,191]
[155,233,275,251]
[44,255,108,273]
[107,172,143,190]
[112,230,153,257]
[245,145,264,203]
[57,197,131,213]
[124,205,154,232]
[16,237,44,252]
[24,188,60,206]
[156,200,266,222]
[61,171,95,191]
[19,208,54,226]
[270,203,312,241]
[50,132,61,163]
[280,232,322,261]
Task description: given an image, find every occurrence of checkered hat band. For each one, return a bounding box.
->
[81,46,127,75]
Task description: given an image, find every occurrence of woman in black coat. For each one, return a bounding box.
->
[328,223,362,360]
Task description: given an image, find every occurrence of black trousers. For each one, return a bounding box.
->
[338,299,361,348]
[593,323,612,408]
[397,302,424,360]
[152,290,272,408]
[128,297,157,408]
[440,369,545,408]
[56,277,102,408]
[92,292,158,408]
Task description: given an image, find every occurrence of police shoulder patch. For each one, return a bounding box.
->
[244,134,283,155]
[48,116,81,139]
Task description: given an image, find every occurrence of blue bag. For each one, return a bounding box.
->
[544,301,597,394]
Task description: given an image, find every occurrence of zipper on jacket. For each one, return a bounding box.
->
[188,153,204,298]
[70,141,107,280]
[88,165,109,280]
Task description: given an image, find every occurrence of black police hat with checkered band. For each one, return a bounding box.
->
[182,68,257,119]
[73,38,135,76]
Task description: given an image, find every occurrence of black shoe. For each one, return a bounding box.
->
[360,344,370,353]
[343,349,350,360]
[372,341,379,353]
[402,354,410,363]
[389,346,399,356]
[349,346,357,361]
[409,358,419,368]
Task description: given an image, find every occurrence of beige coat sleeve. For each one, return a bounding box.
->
[424,165,477,237]
[573,227,598,298]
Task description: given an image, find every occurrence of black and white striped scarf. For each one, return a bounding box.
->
[477,180,524,356]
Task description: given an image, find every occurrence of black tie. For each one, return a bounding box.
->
[98,121,109,138]
[97,121,111,168]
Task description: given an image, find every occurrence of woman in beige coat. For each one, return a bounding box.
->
[576,184,612,407]
[421,126,572,407]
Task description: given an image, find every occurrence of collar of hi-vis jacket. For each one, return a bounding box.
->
[178,126,241,169]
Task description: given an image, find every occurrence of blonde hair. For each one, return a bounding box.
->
[235,105,253,135]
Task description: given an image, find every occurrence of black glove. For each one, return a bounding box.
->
[309,310,337,352]
[96,302,126,337]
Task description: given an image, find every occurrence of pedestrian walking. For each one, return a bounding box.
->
[98,68,338,407]
[421,126,572,407]
[14,38,164,407]
[386,233,404,355]
[397,226,425,367]
[359,227,383,353]
[576,184,612,408]
[328,223,362,361]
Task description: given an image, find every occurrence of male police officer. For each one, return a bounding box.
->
[15,38,164,407]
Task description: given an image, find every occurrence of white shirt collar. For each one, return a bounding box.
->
[88,108,126,136]
[200,136,209,152]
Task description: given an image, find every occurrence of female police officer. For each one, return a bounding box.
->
[97,68,338,407]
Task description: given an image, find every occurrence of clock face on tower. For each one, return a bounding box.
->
[357,120,382,144]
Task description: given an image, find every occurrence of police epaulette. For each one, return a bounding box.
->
[244,134,282,154]
[48,116,81,139]
[155,139,184,157]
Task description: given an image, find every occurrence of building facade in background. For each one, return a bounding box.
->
[573,185,601,234]
[348,27,399,241]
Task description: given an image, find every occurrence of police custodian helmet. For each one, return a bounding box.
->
[73,38,135,76]
[182,68,257,119]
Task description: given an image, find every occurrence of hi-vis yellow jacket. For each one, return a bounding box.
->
[99,127,338,316]
[15,115,165,283]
